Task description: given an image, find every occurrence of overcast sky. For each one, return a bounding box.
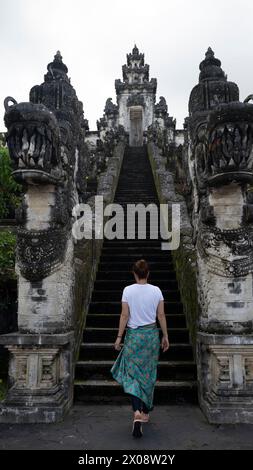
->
[0,0,253,130]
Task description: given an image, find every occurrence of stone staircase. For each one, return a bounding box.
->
[74,146,197,404]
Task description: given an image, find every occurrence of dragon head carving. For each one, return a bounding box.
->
[193,102,253,193]
[4,97,63,184]
[3,52,88,282]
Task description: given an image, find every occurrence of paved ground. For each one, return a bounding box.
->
[0,404,253,450]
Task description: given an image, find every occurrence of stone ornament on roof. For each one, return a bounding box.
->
[115,45,157,94]
[127,44,145,66]
[199,47,226,82]
[104,98,118,116]
[155,96,168,115]
[44,50,70,83]
[188,47,239,126]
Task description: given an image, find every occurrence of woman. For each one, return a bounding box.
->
[110,259,169,438]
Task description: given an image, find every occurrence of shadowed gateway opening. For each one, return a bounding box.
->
[129,106,143,147]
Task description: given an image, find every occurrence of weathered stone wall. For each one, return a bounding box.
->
[186,48,253,423]
[197,332,253,424]
[0,140,125,422]
[147,142,199,352]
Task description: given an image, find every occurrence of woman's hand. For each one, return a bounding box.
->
[161,336,169,352]
[114,337,122,351]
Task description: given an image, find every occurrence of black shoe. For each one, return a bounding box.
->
[132,420,143,438]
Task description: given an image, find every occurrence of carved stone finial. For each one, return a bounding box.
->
[155,96,168,116]
[133,44,139,54]
[205,47,215,59]
[199,47,223,81]
[55,50,62,60]
[45,50,68,81]
[126,44,145,67]
[104,97,118,115]
[188,47,239,119]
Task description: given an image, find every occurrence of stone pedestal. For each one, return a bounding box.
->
[197,332,253,423]
[0,332,74,423]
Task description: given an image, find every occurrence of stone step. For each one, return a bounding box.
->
[113,200,160,205]
[117,233,166,237]
[115,194,157,198]
[75,360,197,381]
[98,261,175,270]
[101,238,170,243]
[115,186,155,189]
[115,186,155,190]
[101,246,171,254]
[96,271,177,281]
[74,379,198,404]
[79,343,194,361]
[114,196,159,199]
[93,279,178,290]
[88,301,184,314]
[91,289,180,302]
[85,313,187,328]
[115,188,156,192]
[83,327,189,343]
[100,254,174,262]
[103,240,165,247]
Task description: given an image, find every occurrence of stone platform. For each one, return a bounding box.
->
[0,405,252,450]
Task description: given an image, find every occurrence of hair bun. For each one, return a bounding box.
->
[132,259,149,279]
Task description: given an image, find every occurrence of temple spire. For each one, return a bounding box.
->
[44,50,69,82]
[126,45,144,67]
[188,47,239,118]
[199,47,225,82]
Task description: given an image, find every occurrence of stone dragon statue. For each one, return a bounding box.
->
[4,51,88,330]
[187,48,253,422]
[0,52,89,422]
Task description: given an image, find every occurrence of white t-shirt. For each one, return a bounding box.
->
[122,283,164,329]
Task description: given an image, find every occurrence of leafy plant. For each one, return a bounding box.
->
[0,147,22,218]
[0,230,16,281]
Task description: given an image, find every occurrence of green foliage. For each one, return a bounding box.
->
[0,147,22,218]
[172,246,198,353]
[0,378,7,401]
[0,230,16,281]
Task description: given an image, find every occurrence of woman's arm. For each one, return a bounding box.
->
[114,302,129,350]
[157,300,168,337]
[117,302,130,337]
[157,300,169,352]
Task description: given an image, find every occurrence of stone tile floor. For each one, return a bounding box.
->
[0,405,253,450]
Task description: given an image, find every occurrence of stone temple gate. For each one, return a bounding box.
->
[1,46,253,424]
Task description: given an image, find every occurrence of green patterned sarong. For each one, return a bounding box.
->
[110,323,160,411]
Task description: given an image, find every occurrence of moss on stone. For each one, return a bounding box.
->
[147,142,199,355]
[172,246,199,352]
[0,230,16,282]
[0,378,7,401]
